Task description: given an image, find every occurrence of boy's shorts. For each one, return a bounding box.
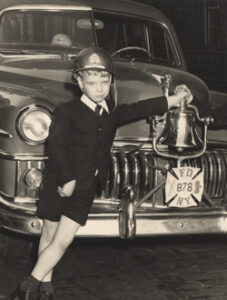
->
[37,175,98,226]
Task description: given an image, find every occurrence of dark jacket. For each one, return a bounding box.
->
[43,95,168,194]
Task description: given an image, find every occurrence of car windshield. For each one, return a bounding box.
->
[94,12,177,67]
[0,9,96,52]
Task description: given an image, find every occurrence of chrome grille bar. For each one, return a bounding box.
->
[128,152,140,201]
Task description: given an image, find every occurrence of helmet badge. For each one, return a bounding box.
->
[89,53,100,65]
[84,53,105,70]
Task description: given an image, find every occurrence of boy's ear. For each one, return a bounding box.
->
[77,75,84,91]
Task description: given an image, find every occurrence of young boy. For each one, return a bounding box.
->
[12,47,192,300]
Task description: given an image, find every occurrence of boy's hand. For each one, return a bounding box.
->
[167,84,193,108]
[174,84,193,104]
[58,179,76,197]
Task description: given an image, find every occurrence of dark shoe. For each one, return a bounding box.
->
[11,286,39,300]
[38,292,54,300]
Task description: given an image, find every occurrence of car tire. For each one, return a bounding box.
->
[0,229,33,258]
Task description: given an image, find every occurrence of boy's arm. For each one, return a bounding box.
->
[47,106,75,186]
[115,86,192,126]
[114,96,167,127]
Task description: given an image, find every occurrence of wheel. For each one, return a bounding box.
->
[0,229,33,258]
[111,46,155,60]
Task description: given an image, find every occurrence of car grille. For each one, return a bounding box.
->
[103,148,227,206]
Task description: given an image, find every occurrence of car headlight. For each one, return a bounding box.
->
[17,106,51,144]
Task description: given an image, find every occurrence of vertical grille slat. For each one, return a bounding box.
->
[108,151,120,199]
[128,152,141,201]
[118,152,130,191]
[221,151,227,199]
[206,153,215,196]
[201,155,209,195]
[138,152,150,198]
[214,151,224,197]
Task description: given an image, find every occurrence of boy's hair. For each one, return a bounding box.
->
[77,69,111,79]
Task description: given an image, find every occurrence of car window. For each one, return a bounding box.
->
[147,22,176,66]
[0,10,95,51]
[94,13,147,58]
[94,12,177,66]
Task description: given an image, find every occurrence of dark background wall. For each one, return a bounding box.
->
[132,0,227,93]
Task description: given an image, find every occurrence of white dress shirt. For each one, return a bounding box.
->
[81,94,109,115]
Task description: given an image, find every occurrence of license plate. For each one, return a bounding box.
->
[165,166,204,207]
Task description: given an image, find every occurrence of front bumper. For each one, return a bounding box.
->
[1,202,227,237]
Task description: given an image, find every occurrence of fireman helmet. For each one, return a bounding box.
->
[73,47,114,75]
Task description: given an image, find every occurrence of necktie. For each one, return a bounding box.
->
[95,104,102,116]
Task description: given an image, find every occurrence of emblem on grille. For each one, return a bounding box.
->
[165,167,204,207]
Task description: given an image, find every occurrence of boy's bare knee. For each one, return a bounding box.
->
[41,219,58,242]
[49,215,79,252]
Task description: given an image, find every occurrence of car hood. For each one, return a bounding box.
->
[0,55,163,105]
[0,54,211,150]
[0,55,210,114]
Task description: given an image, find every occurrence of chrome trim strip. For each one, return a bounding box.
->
[0,195,36,212]
[0,188,39,202]
[0,149,48,161]
[0,5,92,16]
[0,128,13,138]
[93,199,121,205]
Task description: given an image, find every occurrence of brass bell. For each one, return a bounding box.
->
[159,101,202,152]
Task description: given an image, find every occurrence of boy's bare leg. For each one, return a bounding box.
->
[31,215,81,281]
[38,219,59,282]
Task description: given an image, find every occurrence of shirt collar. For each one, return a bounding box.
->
[81,94,109,113]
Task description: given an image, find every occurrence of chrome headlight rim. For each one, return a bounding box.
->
[16,104,52,145]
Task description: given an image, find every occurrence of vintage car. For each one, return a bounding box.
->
[0,0,227,257]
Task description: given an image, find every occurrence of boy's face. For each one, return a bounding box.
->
[77,70,111,103]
